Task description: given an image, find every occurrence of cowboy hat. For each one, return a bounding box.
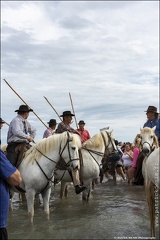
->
[47,119,57,125]
[78,120,85,125]
[60,111,75,117]
[0,118,5,123]
[144,106,158,113]
[15,105,33,112]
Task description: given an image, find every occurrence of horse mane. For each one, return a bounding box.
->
[82,131,107,149]
[24,132,82,164]
[140,127,159,149]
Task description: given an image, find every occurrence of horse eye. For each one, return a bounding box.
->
[72,147,76,150]
[150,136,153,139]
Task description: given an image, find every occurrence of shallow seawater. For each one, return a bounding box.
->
[7,179,154,239]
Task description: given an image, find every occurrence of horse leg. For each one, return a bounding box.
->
[64,184,68,197]
[92,178,99,188]
[20,192,26,202]
[41,187,51,220]
[25,189,36,223]
[60,181,68,198]
[82,180,91,202]
[146,181,155,237]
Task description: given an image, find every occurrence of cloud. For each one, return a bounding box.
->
[1,1,159,145]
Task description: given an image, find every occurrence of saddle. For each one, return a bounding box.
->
[15,143,31,168]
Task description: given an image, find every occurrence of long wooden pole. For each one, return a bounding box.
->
[43,96,62,121]
[69,92,78,129]
[3,79,48,128]
[3,121,10,126]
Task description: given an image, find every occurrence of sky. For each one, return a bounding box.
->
[1,1,159,145]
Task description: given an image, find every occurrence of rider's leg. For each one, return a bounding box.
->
[71,168,86,194]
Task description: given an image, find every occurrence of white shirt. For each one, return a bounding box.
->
[7,114,36,143]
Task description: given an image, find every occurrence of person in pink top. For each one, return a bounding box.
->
[128,134,142,185]
[77,120,91,143]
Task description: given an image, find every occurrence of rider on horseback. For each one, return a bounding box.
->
[6,105,36,167]
[56,111,86,194]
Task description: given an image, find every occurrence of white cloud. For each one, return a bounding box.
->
[1,1,159,145]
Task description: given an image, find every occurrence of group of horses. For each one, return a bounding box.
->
[1,127,159,237]
[2,130,117,223]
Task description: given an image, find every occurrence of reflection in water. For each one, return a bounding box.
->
[8,180,152,239]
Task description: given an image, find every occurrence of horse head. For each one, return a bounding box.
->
[140,126,159,156]
[59,131,82,170]
[102,130,118,158]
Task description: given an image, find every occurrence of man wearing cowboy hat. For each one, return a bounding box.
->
[56,111,80,134]
[6,105,36,166]
[133,105,160,186]
[77,120,91,143]
[43,119,57,138]
[143,106,160,143]
[56,110,86,194]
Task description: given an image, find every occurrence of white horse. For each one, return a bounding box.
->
[11,132,81,223]
[140,126,159,237]
[54,130,118,201]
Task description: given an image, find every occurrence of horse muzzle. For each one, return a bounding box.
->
[142,148,150,156]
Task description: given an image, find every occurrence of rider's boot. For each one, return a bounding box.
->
[75,185,86,194]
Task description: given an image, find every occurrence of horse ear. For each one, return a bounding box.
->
[152,126,156,132]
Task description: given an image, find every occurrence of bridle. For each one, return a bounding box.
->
[141,139,155,156]
[58,131,80,168]
[81,131,117,168]
[53,131,117,184]
[33,131,80,193]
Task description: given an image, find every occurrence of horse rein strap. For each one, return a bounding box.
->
[59,131,80,168]
[141,141,155,155]
[81,131,112,169]
[35,147,58,164]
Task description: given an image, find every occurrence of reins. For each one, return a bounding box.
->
[58,131,80,168]
[35,147,58,164]
[81,131,115,168]
[31,132,80,193]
